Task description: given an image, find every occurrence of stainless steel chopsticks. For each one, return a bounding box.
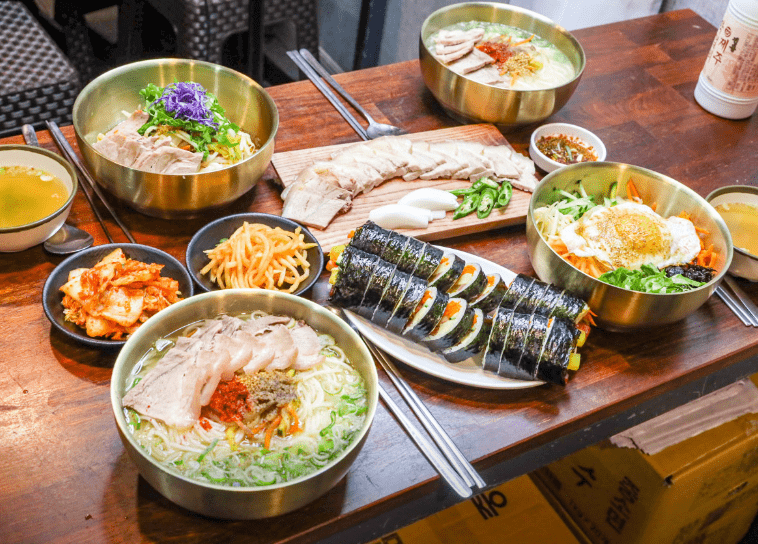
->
[365,341,486,490]
[46,121,137,244]
[722,275,758,325]
[716,286,753,326]
[287,50,369,141]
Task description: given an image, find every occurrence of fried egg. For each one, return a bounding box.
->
[559,201,701,270]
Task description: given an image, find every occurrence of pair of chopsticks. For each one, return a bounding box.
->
[365,339,486,498]
[716,275,758,326]
[287,49,369,141]
[45,121,136,244]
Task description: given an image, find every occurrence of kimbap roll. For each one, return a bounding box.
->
[500,274,535,311]
[381,232,409,264]
[387,275,427,334]
[403,286,449,342]
[506,313,551,381]
[356,259,396,319]
[536,319,581,385]
[482,307,514,373]
[424,299,474,352]
[448,263,488,302]
[414,244,444,281]
[371,267,411,327]
[349,221,391,255]
[443,309,488,363]
[502,274,591,325]
[396,237,426,274]
[497,312,537,382]
[428,252,465,292]
[327,246,380,310]
[471,274,507,313]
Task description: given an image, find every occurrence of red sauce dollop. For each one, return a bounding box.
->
[207,377,249,422]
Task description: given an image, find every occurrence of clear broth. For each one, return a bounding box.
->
[0,166,68,228]
[715,202,758,255]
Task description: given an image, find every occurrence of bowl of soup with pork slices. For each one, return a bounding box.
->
[420,2,585,129]
[111,289,378,519]
[0,145,77,252]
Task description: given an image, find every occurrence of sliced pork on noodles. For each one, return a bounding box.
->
[122,311,368,487]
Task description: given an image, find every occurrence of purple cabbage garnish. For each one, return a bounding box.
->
[151,82,219,130]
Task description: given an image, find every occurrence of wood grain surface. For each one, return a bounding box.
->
[1,9,758,544]
[271,124,533,251]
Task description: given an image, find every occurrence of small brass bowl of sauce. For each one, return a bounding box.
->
[707,185,758,281]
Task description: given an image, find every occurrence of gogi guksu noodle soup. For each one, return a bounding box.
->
[427,21,575,90]
[121,311,368,487]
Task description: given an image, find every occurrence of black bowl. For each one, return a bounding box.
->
[42,243,194,349]
[186,213,324,296]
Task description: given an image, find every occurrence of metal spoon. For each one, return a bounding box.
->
[298,49,408,139]
[21,124,94,254]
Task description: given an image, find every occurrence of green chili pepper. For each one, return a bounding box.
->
[476,188,496,219]
[496,181,512,208]
[450,187,479,197]
[471,177,500,191]
[453,192,481,220]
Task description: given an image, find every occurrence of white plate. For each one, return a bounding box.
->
[345,247,545,390]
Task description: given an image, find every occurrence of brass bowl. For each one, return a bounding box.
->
[419,2,585,130]
[111,290,378,519]
[706,185,758,281]
[72,59,278,219]
[526,162,733,331]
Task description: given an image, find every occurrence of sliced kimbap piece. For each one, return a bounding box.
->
[482,307,514,373]
[497,312,537,382]
[551,290,592,324]
[380,231,409,264]
[356,258,396,319]
[396,237,426,274]
[327,246,379,310]
[371,266,410,327]
[428,252,465,292]
[413,243,444,281]
[500,274,535,311]
[442,308,489,363]
[424,299,474,352]
[387,275,427,334]
[535,318,581,385]
[349,221,391,255]
[510,313,551,380]
[448,262,488,302]
[514,280,550,314]
[402,286,449,342]
[470,273,507,314]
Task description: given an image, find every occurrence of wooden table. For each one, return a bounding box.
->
[2,9,758,544]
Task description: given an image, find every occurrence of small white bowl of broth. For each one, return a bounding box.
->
[0,145,77,252]
[530,123,606,173]
[707,185,758,281]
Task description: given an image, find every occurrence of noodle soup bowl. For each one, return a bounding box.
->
[73,58,278,219]
[111,289,378,519]
[526,162,733,331]
[420,2,585,130]
[0,145,77,252]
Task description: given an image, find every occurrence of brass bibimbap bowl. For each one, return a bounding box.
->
[526,162,733,331]
[419,2,585,130]
[111,290,378,519]
[73,58,278,219]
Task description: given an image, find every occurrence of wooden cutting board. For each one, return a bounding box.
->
[271,124,534,251]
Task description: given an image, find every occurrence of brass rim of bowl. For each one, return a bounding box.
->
[706,184,758,261]
[0,144,78,233]
[111,289,378,492]
[531,162,734,294]
[420,1,586,91]
[72,58,280,177]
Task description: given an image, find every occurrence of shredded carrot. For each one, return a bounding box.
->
[287,405,300,434]
[264,414,282,449]
[627,179,641,200]
[511,34,535,47]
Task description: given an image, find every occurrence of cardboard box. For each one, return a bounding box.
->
[369,474,587,544]
[533,377,758,544]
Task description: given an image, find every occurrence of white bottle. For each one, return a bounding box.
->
[694,0,758,119]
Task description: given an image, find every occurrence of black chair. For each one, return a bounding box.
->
[0,1,80,137]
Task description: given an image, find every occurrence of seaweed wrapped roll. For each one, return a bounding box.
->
[428,252,465,292]
[414,244,444,281]
[536,319,581,385]
[471,274,507,313]
[328,246,380,310]
[349,221,391,255]
[357,259,396,319]
[448,263,488,302]
[381,232,409,264]
[496,312,536,382]
[387,275,427,334]
[403,287,449,342]
[371,267,411,327]
[442,309,489,363]
[482,307,515,373]
[396,237,426,274]
[424,299,474,352]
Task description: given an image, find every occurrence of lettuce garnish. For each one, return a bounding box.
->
[598,264,705,293]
